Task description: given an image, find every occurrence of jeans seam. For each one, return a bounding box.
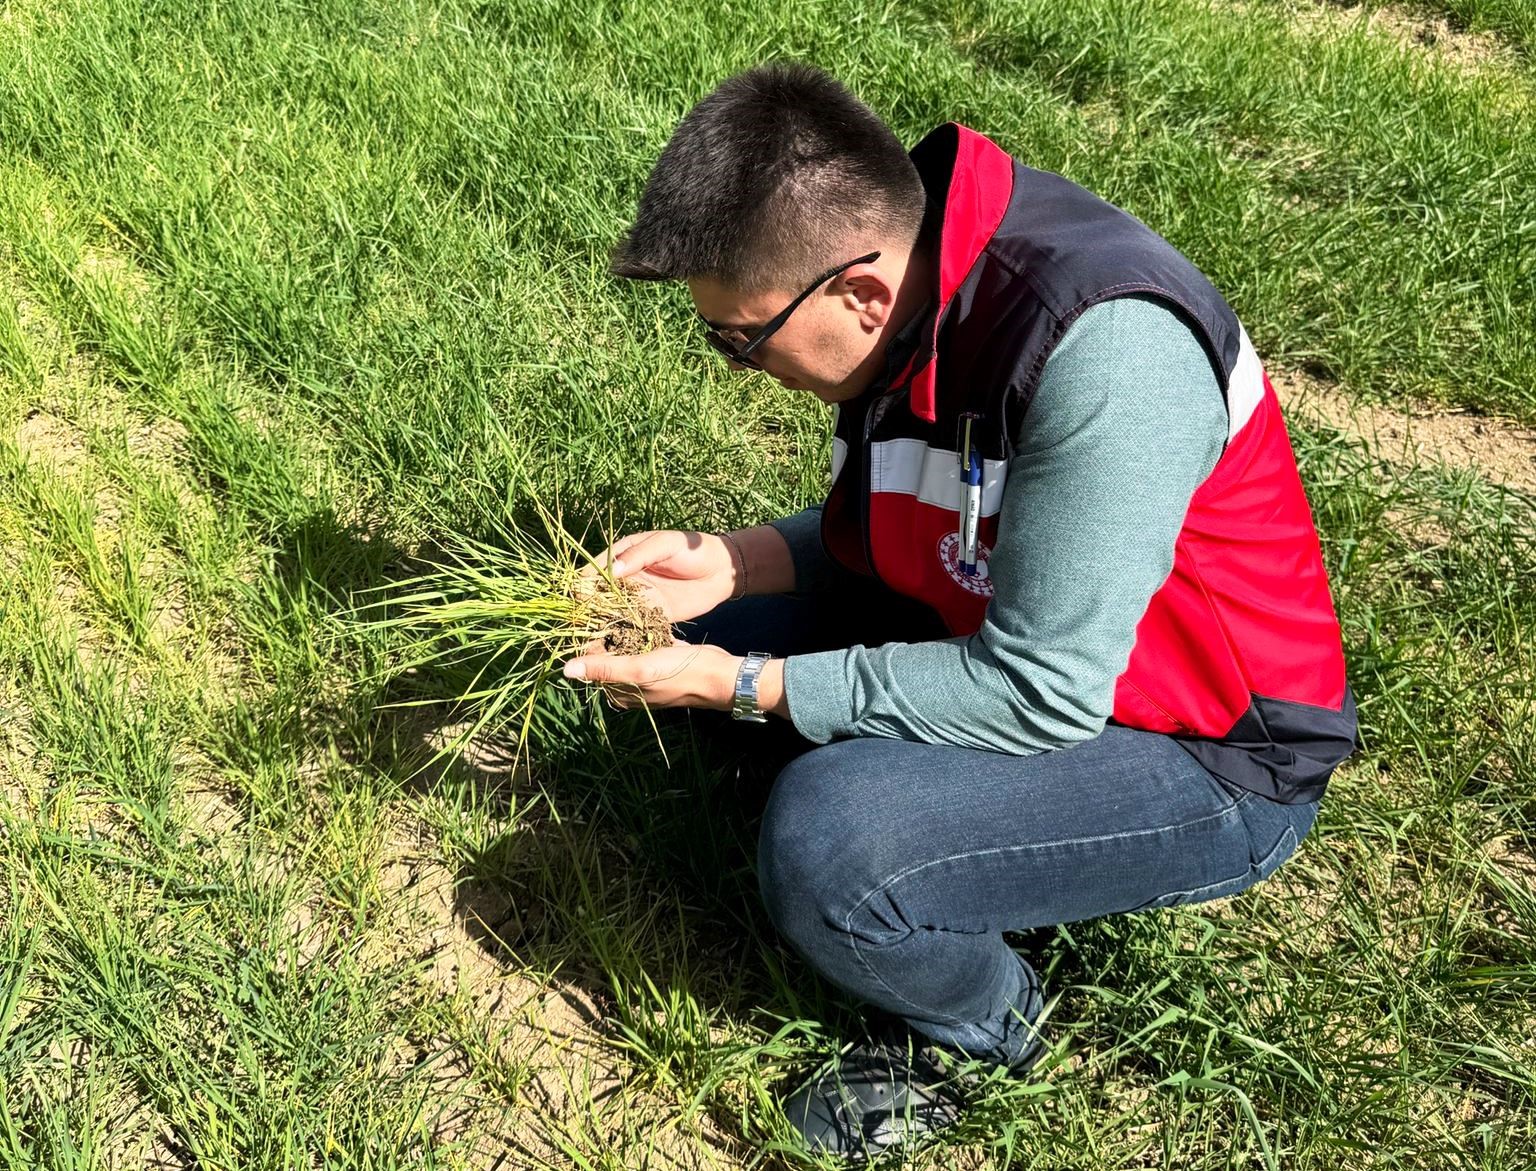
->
[842,803,1240,1023]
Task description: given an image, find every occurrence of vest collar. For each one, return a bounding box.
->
[887,124,1016,423]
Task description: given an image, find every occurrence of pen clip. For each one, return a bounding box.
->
[957,412,978,466]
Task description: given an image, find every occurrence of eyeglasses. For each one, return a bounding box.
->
[699,251,881,371]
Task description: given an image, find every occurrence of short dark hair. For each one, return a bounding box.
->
[610,63,927,293]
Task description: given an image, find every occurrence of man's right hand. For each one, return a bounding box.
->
[584,530,739,624]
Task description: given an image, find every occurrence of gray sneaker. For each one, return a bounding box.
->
[778,1022,997,1162]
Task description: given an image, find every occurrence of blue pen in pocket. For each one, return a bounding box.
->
[960,415,982,576]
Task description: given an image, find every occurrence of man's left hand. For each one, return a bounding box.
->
[562,642,740,710]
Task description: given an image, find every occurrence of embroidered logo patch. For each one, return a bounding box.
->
[937,532,995,597]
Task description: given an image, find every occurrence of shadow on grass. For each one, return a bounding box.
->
[224,505,1131,1156]
[349,693,888,1158]
[239,499,821,973]
[371,693,807,988]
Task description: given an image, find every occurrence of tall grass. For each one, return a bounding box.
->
[353,504,675,768]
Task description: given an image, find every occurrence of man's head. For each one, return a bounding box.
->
[611,63,932,403]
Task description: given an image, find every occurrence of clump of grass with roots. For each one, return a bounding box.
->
[355,501,675,770]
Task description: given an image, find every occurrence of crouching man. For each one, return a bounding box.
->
[562,62,1358,1161]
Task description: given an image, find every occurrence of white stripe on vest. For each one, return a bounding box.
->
[868,437,1007,516]
[1228,326,1265,442]
[829,319,1262,499]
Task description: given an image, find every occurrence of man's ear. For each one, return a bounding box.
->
[836,263,898,329]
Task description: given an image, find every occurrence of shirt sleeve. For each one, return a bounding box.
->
[765,505,841,594]
[780,296,1228,752]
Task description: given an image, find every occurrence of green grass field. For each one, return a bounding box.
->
[1,0,1533,1165]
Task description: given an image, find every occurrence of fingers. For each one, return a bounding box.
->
[562,651,644,709]
[563,652,636,684]
[562,641,698,683]
[605,531,683,578]
[605,530,656,570]
[600,685,644,712]
[577,530,668,583]
[560,642,714,713]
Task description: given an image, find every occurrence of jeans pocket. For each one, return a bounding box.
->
[1130,801,1310,913]
[1248,823,1300,887]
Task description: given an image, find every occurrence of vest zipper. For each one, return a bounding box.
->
[859,394,882,584]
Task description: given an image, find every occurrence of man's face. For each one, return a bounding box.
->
[688,264,896,405]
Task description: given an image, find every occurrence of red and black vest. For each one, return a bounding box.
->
[822,123,1358,804]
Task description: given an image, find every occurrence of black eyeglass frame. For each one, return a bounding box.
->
[700,251,882,370]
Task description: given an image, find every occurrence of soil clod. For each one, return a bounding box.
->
[592,578,674,656]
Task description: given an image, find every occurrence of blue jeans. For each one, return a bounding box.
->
[682,574,1321,1069]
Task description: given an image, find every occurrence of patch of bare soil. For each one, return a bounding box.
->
[10,389,239,690]
[1271,369,1536,496]
[368,802,744,1168]
[1482,834,1536,886]
[73,246,152,298]
[15,406,88,475]
[25,1041,173,1164]
[419,718,527,787]
[1363,5,1510,70]
[0,679,38,799]
[177,783,244,839]
[1366,4,1505,69]
[1280,1,1517,73]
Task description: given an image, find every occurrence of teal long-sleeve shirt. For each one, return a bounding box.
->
[768,295,1229,754]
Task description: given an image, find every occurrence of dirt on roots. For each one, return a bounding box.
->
[593,577,674,656]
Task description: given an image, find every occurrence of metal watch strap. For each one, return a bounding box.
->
[731,652,772,723]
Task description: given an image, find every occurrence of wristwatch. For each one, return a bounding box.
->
[731,652,773,723]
